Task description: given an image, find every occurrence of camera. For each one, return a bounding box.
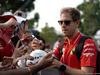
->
[16,13,26,18]
[18,13,22,16]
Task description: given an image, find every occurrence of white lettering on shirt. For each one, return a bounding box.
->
[84,48,94,51]
[83,53,94,57]
[84,43,94,48]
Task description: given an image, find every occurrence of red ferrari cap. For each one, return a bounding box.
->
[0,15,17,31]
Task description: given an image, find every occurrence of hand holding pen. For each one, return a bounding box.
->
[31,35,44,50]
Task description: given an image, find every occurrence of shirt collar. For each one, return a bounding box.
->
[64,32,81,45]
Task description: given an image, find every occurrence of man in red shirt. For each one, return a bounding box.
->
[30,7,97,75]
[52,7,97,75]
[0,15,18,61]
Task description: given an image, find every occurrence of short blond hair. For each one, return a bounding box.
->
[60,7,80,22]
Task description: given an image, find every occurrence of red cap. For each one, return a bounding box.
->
[0,15,17,31]
[20,37,29,41]
[0,15,17,21]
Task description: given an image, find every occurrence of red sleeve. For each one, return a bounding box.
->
[81,38,97,68]
[0,38,13,61]
[53,42,61,59]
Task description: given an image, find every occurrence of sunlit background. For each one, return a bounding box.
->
[0,0,100,49]
[27,0,83,33]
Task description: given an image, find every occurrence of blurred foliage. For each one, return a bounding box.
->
[0,0,40,29]
[77,0,100,36]
[40,23,61,48]
[29,13,40,29]
[0,0,35,14]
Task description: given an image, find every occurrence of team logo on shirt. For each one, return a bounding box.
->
[70,47,75,55]
[62,48,65,55]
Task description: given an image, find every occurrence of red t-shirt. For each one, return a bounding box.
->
[0,38,14,61]
[53,32,97,75]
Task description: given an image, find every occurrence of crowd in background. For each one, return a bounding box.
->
[0,10,55,75]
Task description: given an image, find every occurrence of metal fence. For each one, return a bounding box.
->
[36,69,60,75]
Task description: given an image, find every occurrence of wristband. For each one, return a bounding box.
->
[59,64,66,72]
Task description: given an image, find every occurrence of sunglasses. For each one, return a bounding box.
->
[58,20,73,26]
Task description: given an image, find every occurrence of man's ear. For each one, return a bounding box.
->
[75,20,80,27]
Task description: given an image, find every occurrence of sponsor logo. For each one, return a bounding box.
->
[70,47,75,55]
[84,43,94,48]
[84,48,94,51]
[62,48,65,54]
[62,48,65,51]
[83,53,94,57]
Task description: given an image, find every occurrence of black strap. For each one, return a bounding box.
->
[59,36,92,62]
[74,36,92,62]
[97,50,100,73]
[59,40,64,60]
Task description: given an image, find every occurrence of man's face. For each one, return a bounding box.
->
[25,33,33,41]
[60,13,77,38]
[22,40,29,46]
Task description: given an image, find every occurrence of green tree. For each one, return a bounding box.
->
[0,0,40,29]
[29,13,40,29]
[77,0,100,36]
[0,0,35,14]
[40,23,58,48]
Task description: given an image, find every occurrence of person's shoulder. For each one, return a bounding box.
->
[85,38,95,43]
[84,37,97,49]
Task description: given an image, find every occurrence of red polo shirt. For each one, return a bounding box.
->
[53,32,97,75]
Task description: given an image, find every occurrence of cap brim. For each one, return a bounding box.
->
[0,15,17,22]
[14,15,26,23]
[3,12,26,23]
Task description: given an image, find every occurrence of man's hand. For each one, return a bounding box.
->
[37,52,54,69]
[0,57,13,71]
[44,58,63,70]
[12,40,28,58]
[4,18,19,29]
[31,39,44,50]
